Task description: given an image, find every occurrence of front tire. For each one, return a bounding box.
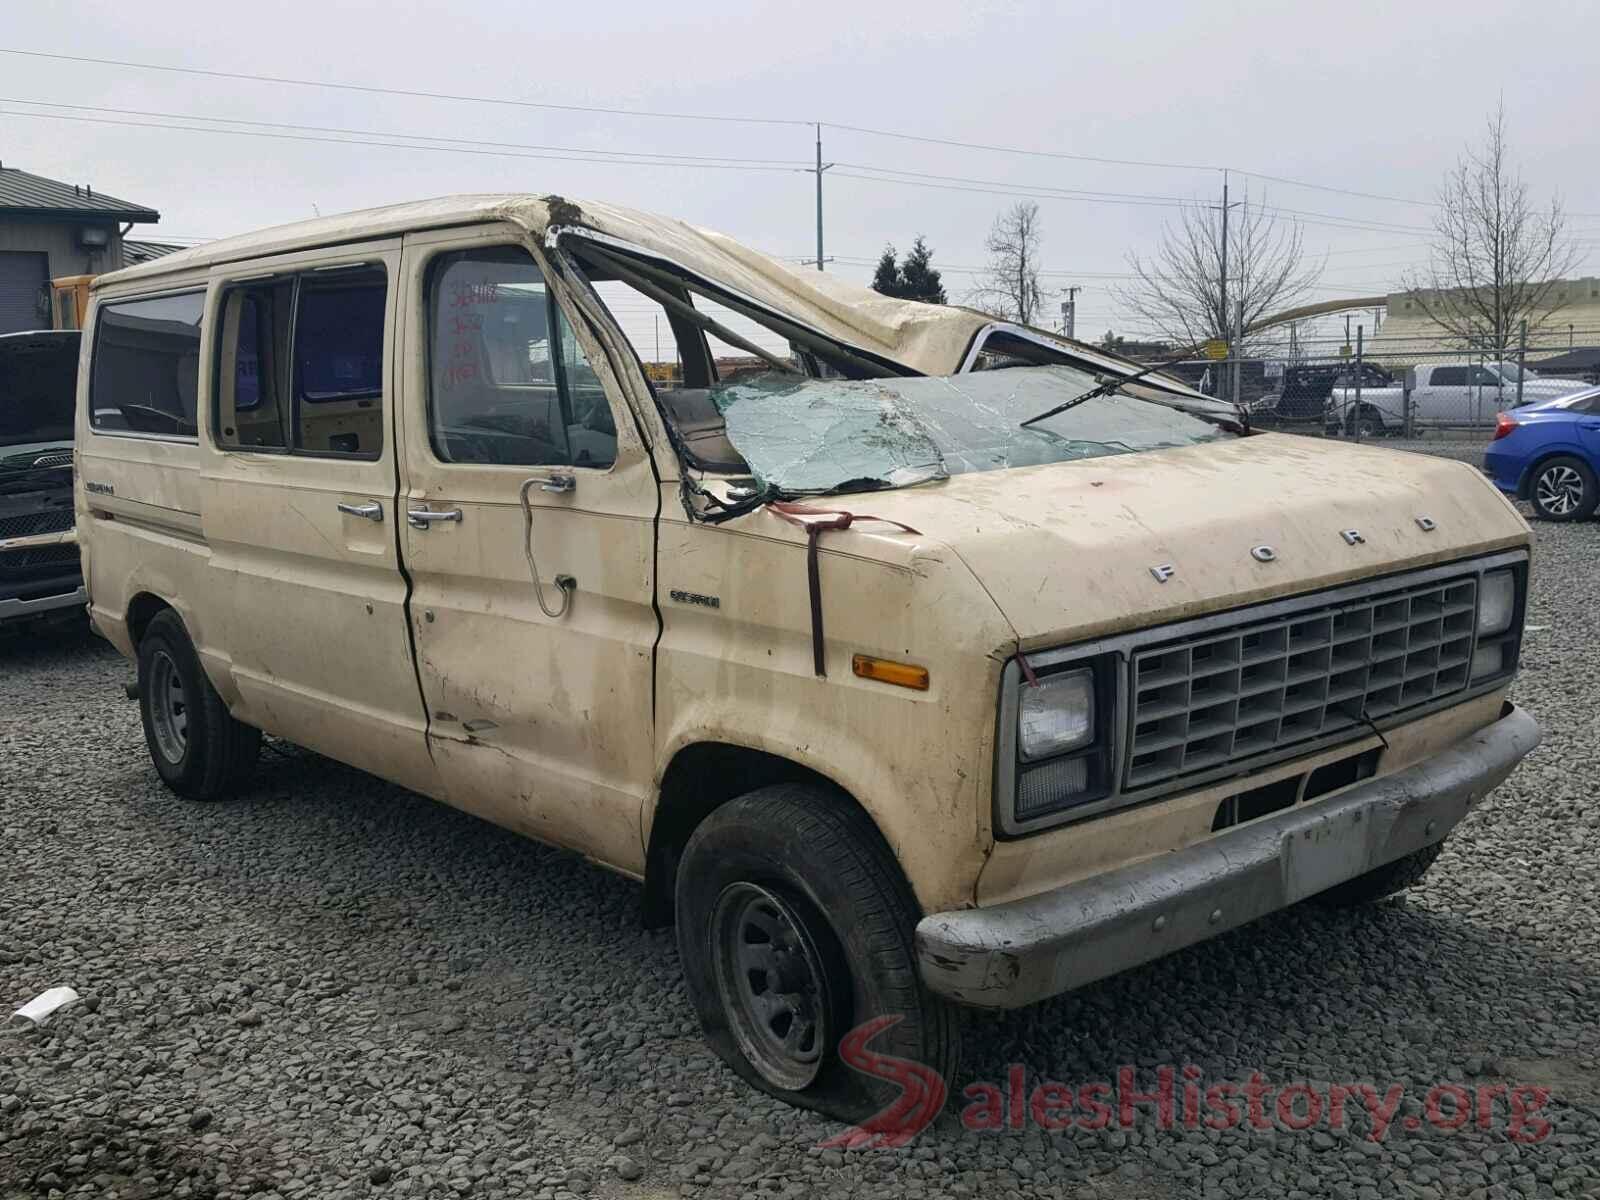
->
[1528,455,1598,522]
[675,784,959,1123]
[137,609,260,800]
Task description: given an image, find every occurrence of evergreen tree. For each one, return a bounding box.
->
[898,235,947,304]
[870,245,904,298]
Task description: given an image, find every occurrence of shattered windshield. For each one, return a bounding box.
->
[711,365,1235,495]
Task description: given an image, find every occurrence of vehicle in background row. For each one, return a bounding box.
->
[1253,362,1394,425]
[1331,361,1592,435]
[78,195,1539,1123]
[1,330,83,627]
[1484,386,1600,521]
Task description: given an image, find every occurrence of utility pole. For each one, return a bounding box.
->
[1061,287,1080,340]
[1218,171,1229,352]
[813,123,834,272]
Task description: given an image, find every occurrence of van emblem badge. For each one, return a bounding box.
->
[85,481,115,496]
[1340,529,1365,546]
[1251,545,1277,563]
[1149,563,1176,583]
[670,589,721,609]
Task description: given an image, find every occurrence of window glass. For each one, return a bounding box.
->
[90,292,205,436]
[428,248,616,468]
[1430,367,1467,387]
[213,265,387,458]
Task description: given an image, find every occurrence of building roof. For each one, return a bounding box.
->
[122,240,187,266]
[0,166,160,222]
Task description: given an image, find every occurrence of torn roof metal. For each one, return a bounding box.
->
[96,192,1185,384]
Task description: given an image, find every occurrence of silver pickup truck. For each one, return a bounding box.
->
[1332,361,1591,434]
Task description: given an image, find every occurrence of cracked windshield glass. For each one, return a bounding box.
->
[709,366,1236,494]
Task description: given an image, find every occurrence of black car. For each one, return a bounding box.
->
[1,330,82,627]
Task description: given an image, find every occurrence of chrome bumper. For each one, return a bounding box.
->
[0,585,86,622]
[917,703,1540,1009]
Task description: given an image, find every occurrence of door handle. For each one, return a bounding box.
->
[336,500,384,522]
[407,507,464,529]
[538,473,576,494]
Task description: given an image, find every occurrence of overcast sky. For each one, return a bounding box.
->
[4,0,1597,348]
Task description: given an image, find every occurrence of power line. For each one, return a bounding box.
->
[0,47,811,127]
[5,45,1553,217]
[0,97,810,167]
[0,107,811,174]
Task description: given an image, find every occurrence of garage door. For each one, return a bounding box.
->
[0,251,50,335]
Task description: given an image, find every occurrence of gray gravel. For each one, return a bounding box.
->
[3,465,1599,1199]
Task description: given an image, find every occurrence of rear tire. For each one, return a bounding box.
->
[675,784,959,1124]
[137,609,260,800]
[1527,455,1598,522]
[1311,842,1444,907]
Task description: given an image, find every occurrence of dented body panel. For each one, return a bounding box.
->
[79,195,1538,1011]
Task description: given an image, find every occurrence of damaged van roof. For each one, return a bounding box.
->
[94,194,1158,380]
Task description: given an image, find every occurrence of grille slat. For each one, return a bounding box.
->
[1126,575,1480,791]
[0,509,74,540]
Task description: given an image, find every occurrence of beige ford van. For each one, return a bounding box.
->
[76,195,1539,1120]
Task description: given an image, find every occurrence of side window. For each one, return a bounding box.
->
[1430,366,1467,387]
[427,248,616,469]
[214,265,387,458]
[89,291,205,436]
[1470,366,1502,386]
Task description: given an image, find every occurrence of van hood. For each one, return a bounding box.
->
[823,433,1529,650]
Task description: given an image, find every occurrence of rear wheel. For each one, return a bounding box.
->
[1528,455,1598,522]
[1345,409,1383,439]
[675,784,959,1123]
[137,609,260,800]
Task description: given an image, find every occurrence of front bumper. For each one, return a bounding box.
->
[916,702,1540,1009]
[0,583,86,622]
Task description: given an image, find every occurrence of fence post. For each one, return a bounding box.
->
[1516,319,1527,409]
[1353,326,1364,443]
[1403,365,1414,439]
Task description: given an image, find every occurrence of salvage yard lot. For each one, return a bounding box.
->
[3,440,1599,1200]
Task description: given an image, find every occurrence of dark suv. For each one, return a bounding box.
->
[1,330,82,626]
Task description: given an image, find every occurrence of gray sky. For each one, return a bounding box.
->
[4,0,1597,349]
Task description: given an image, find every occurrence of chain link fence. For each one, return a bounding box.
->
[1134,329,1600,445]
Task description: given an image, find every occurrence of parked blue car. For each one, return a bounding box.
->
[1483,386,1600,521]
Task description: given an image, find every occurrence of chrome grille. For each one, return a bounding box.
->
[0,509,74,540]
[1126,575,1478,790]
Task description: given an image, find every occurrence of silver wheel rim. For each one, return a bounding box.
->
[1536,465,1585,515]
[148,650,189,764]
[709,882,831,1091]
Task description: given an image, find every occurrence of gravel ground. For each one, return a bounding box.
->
[3,452,1599,1199]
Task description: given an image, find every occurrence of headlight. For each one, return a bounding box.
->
[1478,569,1515,636]
[1018,669,1095,760]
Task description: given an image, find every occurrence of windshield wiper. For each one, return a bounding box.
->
[1019,351,1247,431]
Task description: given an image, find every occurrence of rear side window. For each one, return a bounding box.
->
[214,265,388,458]
[89,291,205,437]
[1430,367,1467,387]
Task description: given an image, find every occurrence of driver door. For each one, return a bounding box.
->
[393,226,659,874]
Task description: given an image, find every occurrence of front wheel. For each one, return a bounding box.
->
[675,784,959,1123]
[137,609,260,800]
[1528,455,1598,522]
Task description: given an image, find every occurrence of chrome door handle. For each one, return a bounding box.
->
[539,473,576,494]
[336,500,384,522]
[407,507,464,529]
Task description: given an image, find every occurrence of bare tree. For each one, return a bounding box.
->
[1403,103,1580,355]
[972,202,1044,324]
[1116,192,1321,351]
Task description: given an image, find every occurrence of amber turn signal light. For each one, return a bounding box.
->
[852,654,930,691]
